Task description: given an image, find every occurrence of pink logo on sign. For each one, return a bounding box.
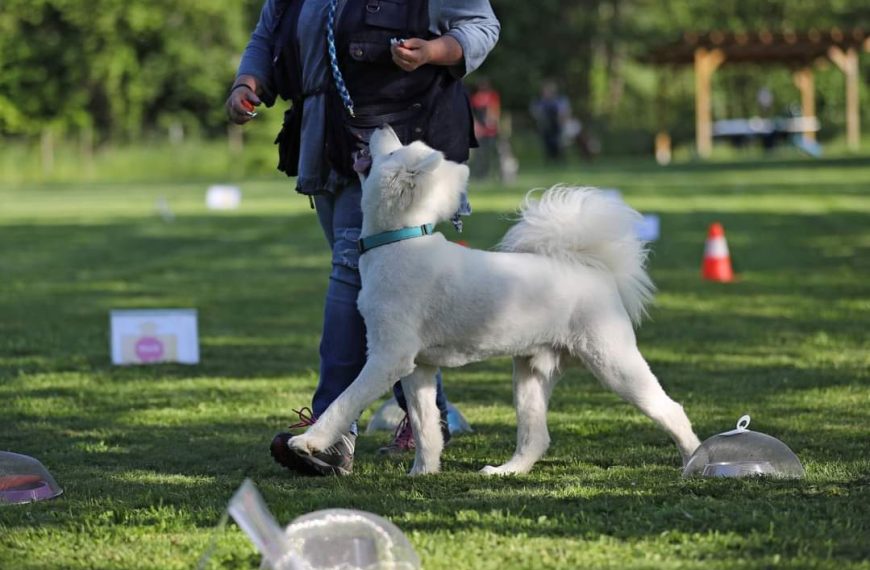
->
[135,336,165,362]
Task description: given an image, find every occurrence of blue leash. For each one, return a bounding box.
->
[327,0,355,117]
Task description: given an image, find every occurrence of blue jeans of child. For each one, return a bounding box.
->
[311,179,447,432]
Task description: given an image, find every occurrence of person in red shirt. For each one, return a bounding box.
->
[469,78,501,179]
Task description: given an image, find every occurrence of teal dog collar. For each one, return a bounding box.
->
[358,223,435,254]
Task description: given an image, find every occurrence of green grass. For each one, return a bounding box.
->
[1,156,868,569]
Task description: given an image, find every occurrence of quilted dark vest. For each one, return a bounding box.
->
[271,0,475,181]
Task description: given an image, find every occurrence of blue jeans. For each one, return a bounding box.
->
[310,179,447,430]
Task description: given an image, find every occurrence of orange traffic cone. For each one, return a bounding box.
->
[702,222,734,282]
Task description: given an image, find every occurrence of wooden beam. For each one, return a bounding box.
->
[694,48,726,158]
[828,46,860,151]
[792,67,816,141]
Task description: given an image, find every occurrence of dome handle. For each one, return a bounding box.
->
[720,414,752,436]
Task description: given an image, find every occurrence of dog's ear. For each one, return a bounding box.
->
[414,150,443,174]
[382,164,417,210]
[382,149,444,211]
[369,125,402,157]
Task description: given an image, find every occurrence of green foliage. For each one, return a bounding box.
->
[0,0,867,154]
[0,0,254,140]
[0,159,868,568]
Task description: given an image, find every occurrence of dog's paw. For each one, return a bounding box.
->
[479,465,505,476]
[287,435,318,456]
[408,464,439,477]
[481,463,531,476]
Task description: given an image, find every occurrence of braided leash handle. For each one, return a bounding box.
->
[327,0,356,117]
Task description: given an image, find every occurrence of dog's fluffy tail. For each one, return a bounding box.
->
[497,186,654,325]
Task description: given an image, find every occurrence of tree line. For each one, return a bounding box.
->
[1,0,865,152]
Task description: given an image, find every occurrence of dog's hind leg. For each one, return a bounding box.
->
[289,354,415,457]
[401,364,443,475]
[481,354,557,476]
[576,333,701,465]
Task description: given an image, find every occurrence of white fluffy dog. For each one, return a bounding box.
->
[288,126,701,475]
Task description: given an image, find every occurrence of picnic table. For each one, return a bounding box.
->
[713,115,822,155]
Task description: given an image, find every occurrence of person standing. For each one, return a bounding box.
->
[530,81,571,162]
[469,78,501,179]
[226,0,499,475]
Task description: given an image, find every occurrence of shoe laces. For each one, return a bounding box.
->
[288,407,317,430]
[391,414,415,450]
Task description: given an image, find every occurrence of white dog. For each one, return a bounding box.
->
[287,126,701,475]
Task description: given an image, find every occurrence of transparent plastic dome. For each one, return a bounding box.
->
[227,479,420,570]
[0,451,64,505]
[683,415,805,479]
[281,509,421,570]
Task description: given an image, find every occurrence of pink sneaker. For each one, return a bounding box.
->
[377,413,451,455]
[378,414,415,455]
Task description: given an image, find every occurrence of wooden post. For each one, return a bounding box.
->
[228,123,244,155]
[655,131,672,166]
[80,124,95,179]
[792,67,816,141]
[694,48,726,158]
[828,46,860,151]
[40,127,55,176]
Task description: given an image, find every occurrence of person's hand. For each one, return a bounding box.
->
[226,84,261,124]
[391,38,432,72]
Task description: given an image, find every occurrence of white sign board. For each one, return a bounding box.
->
[635,214,660,242]
[110,309,199,365]
[206,185,241,211]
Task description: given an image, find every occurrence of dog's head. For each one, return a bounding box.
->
[360,125,470,232]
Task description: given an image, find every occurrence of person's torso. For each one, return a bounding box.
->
[297,1,331,95]
[272,0,474,181]
[334,0,438,108]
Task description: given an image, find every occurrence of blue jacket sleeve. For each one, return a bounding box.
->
[433,0,500,78]
[237,0,279,106]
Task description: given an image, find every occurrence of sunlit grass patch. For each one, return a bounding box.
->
[1,157,868,569]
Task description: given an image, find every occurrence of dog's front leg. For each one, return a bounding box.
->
[289,355,413,456]
[401,365,443,475]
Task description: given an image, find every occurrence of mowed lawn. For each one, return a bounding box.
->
[0,156,868,569]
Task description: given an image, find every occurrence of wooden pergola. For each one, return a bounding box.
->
[644,28,868,157]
